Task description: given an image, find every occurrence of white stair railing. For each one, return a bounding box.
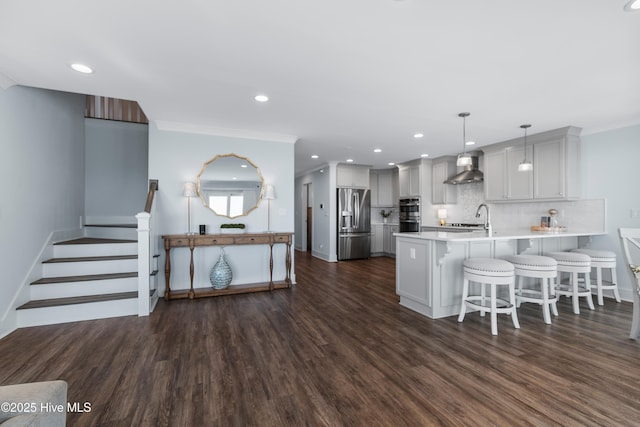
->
[135,180,159,316]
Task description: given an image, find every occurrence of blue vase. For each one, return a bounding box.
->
[210,248,232,289]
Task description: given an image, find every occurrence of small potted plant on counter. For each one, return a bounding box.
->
[220,223,246,234]
[380,209,393,223]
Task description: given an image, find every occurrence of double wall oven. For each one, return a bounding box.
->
[399,198,420,232]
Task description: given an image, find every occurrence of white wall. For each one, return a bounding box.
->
[0,86,85,336]
[149,124,295,293]
[85,118,148,221]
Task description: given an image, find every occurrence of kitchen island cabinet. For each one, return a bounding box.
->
[395,229,604,319]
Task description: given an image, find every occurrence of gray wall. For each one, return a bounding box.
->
[581,124,640,297]
[0,86,85,334]
[85,118,148,221]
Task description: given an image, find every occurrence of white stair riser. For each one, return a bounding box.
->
[54,243,137,258]
[17,299,138,328]
[30,277,138,300]
[42,259,138,277]
[84,227,138,240]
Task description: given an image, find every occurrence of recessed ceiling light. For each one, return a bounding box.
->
[465,141,476,146]
[240,164,247,168]
[421,154,429,158]
[70,63,93,74]
[374,148,382,153]
[388,162,395,166]
[311,155,319,159]
[414,133,424,139]
[624,0,640,11]
[254,94,269,102]
[346,159,354,163]
[232,177,237,180]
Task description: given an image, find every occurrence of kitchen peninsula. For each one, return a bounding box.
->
[395,229,605,319]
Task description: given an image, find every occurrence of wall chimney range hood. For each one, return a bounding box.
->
[444,151,484,185]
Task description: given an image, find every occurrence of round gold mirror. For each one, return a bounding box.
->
[197,153,264,219]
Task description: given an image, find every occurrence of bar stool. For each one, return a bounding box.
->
[504,255,558,324]
[458,258,520,336]
[571,249,621,306]
[547,252,595,315]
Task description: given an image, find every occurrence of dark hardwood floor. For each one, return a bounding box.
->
[1,251,639,426]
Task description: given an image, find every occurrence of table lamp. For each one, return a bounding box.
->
[437,208,448,226]
[182,181,197,235]
[264,184,275,232]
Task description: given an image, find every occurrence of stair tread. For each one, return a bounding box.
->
[43,255,138,264]
[55,237,136,245]
[85,224,137,228]
[32,272,137,285]
[17,290,153,310]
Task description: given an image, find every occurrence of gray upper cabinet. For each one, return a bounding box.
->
[484,146,533,201]
[370,169,397,207]
[398,164,420,197]
[431,157,457,204]
[337,164,370,188]
[483,126,581,202]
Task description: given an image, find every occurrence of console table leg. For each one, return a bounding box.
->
[286,240,292,287]
[164,240,171,300]
[269,243,274,291]
[188,241,195,299]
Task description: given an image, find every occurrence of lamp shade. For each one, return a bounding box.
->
[264,184,276,200]
[437,209,448,219]
[182,182,197,197]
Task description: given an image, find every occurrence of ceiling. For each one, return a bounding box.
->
[1,1,638,175]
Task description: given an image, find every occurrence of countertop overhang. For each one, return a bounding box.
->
[394,229,605,242]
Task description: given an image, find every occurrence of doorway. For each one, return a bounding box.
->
[305,183,313,252]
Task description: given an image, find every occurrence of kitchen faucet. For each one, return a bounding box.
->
[475,203,492,235]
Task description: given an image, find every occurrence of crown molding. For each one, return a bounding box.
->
[154,120,298,144]
[0,71,16,90]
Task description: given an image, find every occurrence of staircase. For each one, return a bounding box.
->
[16,225,157,327]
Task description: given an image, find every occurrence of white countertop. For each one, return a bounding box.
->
[394,228,605,242]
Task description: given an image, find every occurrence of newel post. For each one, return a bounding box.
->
[136,211,151,316]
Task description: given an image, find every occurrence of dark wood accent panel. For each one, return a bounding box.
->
[31,272,137,285]
[85,95,148,124]
[1,253,639,426]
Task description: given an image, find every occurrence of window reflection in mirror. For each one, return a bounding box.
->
[197,154,264,219]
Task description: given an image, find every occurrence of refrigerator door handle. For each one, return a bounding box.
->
[354,191,360,229]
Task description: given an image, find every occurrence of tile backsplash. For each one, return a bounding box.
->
[427,182,605,232]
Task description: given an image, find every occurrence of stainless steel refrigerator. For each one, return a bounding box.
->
[337,188,371,260]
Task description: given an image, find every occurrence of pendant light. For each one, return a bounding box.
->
[456,112,473,167]
[517,124,533,172]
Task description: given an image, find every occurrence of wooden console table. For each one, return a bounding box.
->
[162,232,293,300]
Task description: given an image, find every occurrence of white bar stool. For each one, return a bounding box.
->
[504,255,558,324]
[571,249,621,306]
[458,258,520,336]
[547,252,595,315]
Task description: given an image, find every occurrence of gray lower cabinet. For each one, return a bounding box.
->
[384,225,399,255]
[371,224,385,255]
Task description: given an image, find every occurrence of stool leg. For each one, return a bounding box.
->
[480,282,486,318]
[595,266,604,306]
[516,276,523,308]
[509,277,520,330]
[549,277,559,317]
[491,283,498,336]
[585,272,595,311]
[611,267,621,303]
[571,272,580,315]
[541,277,551,324]
[458,278,469,322]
